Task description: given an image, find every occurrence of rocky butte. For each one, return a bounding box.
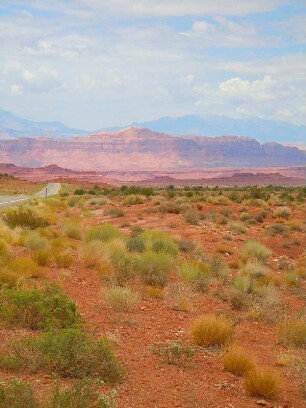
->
[0,127,305,171]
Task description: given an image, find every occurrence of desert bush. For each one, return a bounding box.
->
[209,256,229,279]
[150,341,195,366]
[140,229,178,256]
[123,194,144,205]
[223,345,255,375]
[164,282,194,311]
[106,240,135,284]
[277,318,306,347]
[266,223,289,237]
[230,291,250,311]
[190,314,234,347]
[241,262,268,278]
[104,286,140,311]
[0,379,36,408]
[244,368,282,399]
[0,329,123,382]
[32,249,52,266]
[136,251,174,287]
[54,251,74,268]
[240,212,251,221]
[251,285,281,323]
[240,240,271,264]
[228,221,247,235]
[24,231,49,251]
[86,224,125,242]
[104,207,124,218]
[80,241,105,268]
[64,223,82,240]
[0,285,79,330]
[2,207,49,229]
[231,275,252,293]
[9,257,41,279]
[273,206,292,219]
[178,239,196,253]
[0,239,10,258]
[48,381,118,408]
[178,260,209,283]
[183,210,200,225]
[126,236,145,253]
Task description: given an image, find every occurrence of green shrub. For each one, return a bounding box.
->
[231,275,252,293]
[126,237,145,253]
[150,341,196,366]
[64,223,82,240]
[0,329,123,382]
[23,231,50,251]
[240,240,272,264]
[140,229,178,256]
[136,251,174,287]
[2,207,49,229]
[86,224,125,242]
[0,285,79,330]
[106,240,136,284]
[178,260,209,283]
[48,381,118,408]
[0,379,118,408]
[104,286,140,311]
[0,379,37,408]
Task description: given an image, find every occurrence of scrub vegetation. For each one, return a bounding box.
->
[0,182,305,406]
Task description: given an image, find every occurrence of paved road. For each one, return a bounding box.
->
[0,183,61,208]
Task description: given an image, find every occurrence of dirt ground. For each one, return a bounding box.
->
[0,190,305,408]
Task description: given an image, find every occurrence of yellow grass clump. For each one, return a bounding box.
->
[244,368,282,399]
[190,314,234,347]
[223,345,255,376]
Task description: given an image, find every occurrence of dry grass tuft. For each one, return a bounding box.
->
[244,368,282,399]
[190,314,234,347]
[277,318,306,347]
[223,345,255,376]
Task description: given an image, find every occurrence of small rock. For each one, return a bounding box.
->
[256,400,267,406]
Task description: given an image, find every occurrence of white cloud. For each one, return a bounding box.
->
[10,84,23,95]
[0,0,305,128]
[219,75,278,101]
[182,17,270,47]
[77,0,288,18]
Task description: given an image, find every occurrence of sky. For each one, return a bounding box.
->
[0,0,305,130]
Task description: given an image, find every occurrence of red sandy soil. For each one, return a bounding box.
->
[0,163,305,187]
[1,197,305,407]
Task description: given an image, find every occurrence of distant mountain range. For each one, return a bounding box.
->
[0,109,305,144]
[0,110,86,139]
[121,115,306,144]
[0,126,305,171]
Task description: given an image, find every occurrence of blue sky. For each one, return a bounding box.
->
[0,0,305,130]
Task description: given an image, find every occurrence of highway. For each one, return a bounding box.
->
[0,183,61,208]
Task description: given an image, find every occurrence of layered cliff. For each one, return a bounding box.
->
[0,127,305,171]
